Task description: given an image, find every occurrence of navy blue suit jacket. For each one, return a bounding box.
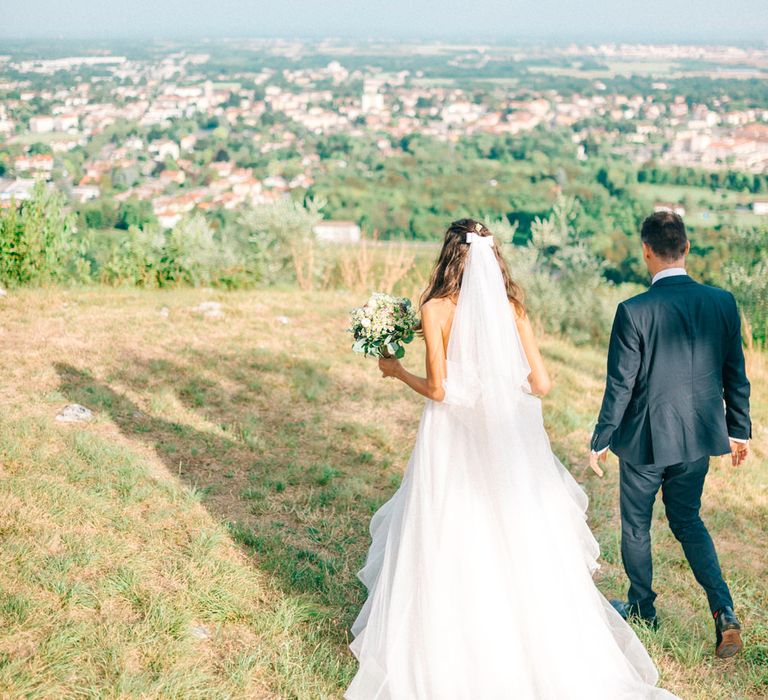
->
[591,275,751,466]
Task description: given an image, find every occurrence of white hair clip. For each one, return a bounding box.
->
[466,231,494,246]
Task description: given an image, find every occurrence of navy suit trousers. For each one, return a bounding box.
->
[619,456,733,617]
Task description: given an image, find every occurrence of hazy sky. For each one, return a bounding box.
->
[2,0,767,42]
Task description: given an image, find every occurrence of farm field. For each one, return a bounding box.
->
[635,183,767,228]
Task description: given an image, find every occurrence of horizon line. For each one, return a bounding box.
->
[1,33,767,46]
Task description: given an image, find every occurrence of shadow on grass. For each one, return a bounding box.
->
[55,354,400,655]
[55,350,768,695]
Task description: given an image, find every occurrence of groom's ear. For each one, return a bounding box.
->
[684,240,691,257]
[642,242,652,260]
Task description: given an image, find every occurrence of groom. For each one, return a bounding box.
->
[589,210,751,659]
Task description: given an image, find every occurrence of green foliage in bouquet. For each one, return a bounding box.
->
[349,292,419,359]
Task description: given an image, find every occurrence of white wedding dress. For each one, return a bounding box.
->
[345,232,679,700]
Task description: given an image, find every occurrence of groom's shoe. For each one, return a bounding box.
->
[714,606,743,659]
[610,599,659,630]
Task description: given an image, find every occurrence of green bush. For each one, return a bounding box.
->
[115,198,156,230]
[85,202,321,289]
[97,216,244,288]
[504,197,615,345]
[99,225,165,287]
[0,181,83,287]
[723,227,768,345]
[160,215,242,286]
[1,184,763,349]
[235,198,322,285]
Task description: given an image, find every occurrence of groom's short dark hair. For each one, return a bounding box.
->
[641,211,688,261]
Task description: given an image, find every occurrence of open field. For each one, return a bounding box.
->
[635,183,767,229]
[527,61,679,79]
[526,62,766,81]
[0,287,766,699]
[635,183,764,209]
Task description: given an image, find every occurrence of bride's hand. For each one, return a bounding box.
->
[378,357,402,379]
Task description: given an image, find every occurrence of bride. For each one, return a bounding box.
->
[344,219,678,699]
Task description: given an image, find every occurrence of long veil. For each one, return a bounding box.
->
[443,230,531,408]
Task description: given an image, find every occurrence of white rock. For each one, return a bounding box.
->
[159,306,170,318]
[189,624,211,640]
[276,315,290,325]
[191,301,224,318]
[192,301,221,312]
[56,404,94,423]
[0,287,6,298]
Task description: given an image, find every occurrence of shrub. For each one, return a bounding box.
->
[0,181,82,287]
[723,227,768,345]
[98,216,243,288]
[726,261,768,345]
[160,215,241,287]
[115,198,157,230]
[235,198,322,286]
[100,225,165,287]
[507,197,614,345]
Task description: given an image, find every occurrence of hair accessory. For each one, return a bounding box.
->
[466,231,494,246]
[475,222,483,232]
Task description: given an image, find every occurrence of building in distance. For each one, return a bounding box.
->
[313,220,362,244]
[654,202,687,217]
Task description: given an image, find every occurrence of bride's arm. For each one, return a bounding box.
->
[378,303,446,401]
[515,311,552,397]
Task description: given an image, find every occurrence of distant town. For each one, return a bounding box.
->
[1,40,767,236]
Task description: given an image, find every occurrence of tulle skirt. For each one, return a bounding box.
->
[345,387,678,699]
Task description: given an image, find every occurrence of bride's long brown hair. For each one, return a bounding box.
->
[420,219,525,315]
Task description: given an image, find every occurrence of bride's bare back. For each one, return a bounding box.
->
[386,296,552,399]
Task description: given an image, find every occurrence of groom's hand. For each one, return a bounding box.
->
[729,440,749,467]
[589,449,607,478]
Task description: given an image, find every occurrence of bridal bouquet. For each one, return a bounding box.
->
[349,292,419,359]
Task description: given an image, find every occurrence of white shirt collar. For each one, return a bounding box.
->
[652,267,687,285]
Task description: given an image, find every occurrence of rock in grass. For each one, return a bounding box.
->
[189,624,212,640]
[56,404,94,423]
[191,301,224,319]
[0,287,6,297]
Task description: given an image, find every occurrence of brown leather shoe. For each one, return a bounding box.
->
[714,607,743,659]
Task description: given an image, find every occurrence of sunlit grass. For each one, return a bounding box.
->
[0,286,765,699]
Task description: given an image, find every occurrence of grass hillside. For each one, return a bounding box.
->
[0,287,765,699]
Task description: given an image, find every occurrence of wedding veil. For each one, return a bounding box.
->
[442,230,531,407]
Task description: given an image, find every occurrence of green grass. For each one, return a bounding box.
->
[635,183,764,209]
[634,183,767,230]
[526,61,763,81]
[0,287,765,698]
[527,61,679,79]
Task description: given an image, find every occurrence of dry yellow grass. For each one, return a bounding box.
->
[0,286,765,699]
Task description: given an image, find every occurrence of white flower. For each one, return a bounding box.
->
[349,291,419,358]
